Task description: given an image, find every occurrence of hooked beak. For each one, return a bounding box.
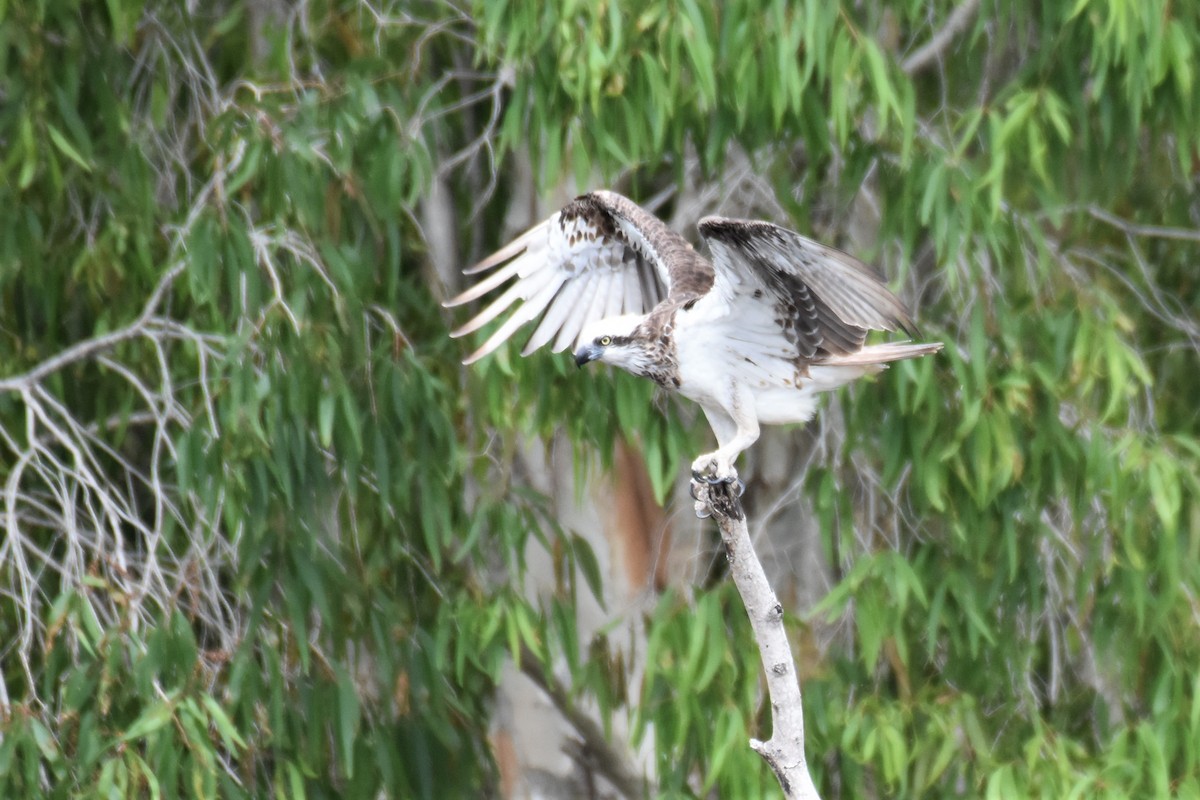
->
[573,343,602,368]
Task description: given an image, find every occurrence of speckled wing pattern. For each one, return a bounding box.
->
[443,192,694,364]
[697,217,919,363]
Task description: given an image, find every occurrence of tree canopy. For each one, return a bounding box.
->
[1,0,1198,797]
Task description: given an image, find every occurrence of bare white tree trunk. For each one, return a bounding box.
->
[692,479,822,800]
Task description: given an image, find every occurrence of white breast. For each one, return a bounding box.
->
[671,298,874,426]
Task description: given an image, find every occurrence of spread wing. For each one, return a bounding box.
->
[697,216,918,362]
[444,191,711,364]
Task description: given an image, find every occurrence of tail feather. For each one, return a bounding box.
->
[816,341,943,367]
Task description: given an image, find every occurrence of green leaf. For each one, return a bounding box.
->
[318,392,335,448]
[30,720,60,763]
[287,762,307,800]
[122,702,174,742]
[571,533,606,607]
[337,670,361,778]
[202,695,248,751]
[46,123,93,172]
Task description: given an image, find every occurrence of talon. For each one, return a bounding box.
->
[705,474,725,485]
[735,478,746,497]
[691,469,707,482]
[689,481,701,501]
[695,505,712,519]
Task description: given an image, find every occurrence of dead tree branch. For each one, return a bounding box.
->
[692,480,821,800]
[518,645,646,799]
[901,0,982,76]
[1084,204,1200,244]
[0,262,186,394]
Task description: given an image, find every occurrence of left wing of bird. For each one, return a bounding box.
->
[696,217,919,362]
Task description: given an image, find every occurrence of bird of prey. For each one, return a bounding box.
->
[445,190,941,487]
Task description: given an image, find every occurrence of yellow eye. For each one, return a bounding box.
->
[599,335,612,346]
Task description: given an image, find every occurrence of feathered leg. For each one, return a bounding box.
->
[692,399,758,490]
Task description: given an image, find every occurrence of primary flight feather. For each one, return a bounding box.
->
[445,190,942,484]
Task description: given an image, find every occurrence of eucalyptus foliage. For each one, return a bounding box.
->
[0,1,1197,798]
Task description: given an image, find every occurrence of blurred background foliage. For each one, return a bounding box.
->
[0,0,1198,797]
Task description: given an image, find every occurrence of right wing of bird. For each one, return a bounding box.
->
[443,191,706,364]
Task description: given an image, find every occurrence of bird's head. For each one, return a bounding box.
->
[573,315,653,374]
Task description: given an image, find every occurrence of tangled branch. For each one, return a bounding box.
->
[0,262,235,710]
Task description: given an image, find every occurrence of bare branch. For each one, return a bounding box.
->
[692,481,821,799]
[901,0,982,76]
[1084,204,1200,244]
[518,646,646,799]
[0,262,186,394]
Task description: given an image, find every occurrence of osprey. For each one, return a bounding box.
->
[445,191,941,486]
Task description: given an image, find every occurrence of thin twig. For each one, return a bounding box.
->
[901,0,982,76]
[1084,204,1200,243]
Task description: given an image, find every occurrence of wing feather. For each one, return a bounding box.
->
[622,260,643,315]
[464,272,567,364]
[444,253,529,306]
[462,216,554,275]
[450,263,558,338]
[638,257,661,309]
[698,217,920,362]
[522,281,582,354]
[604,271,626,319]
[579,272,615,340]
[444,192,694,364]
[551,271,599,352]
